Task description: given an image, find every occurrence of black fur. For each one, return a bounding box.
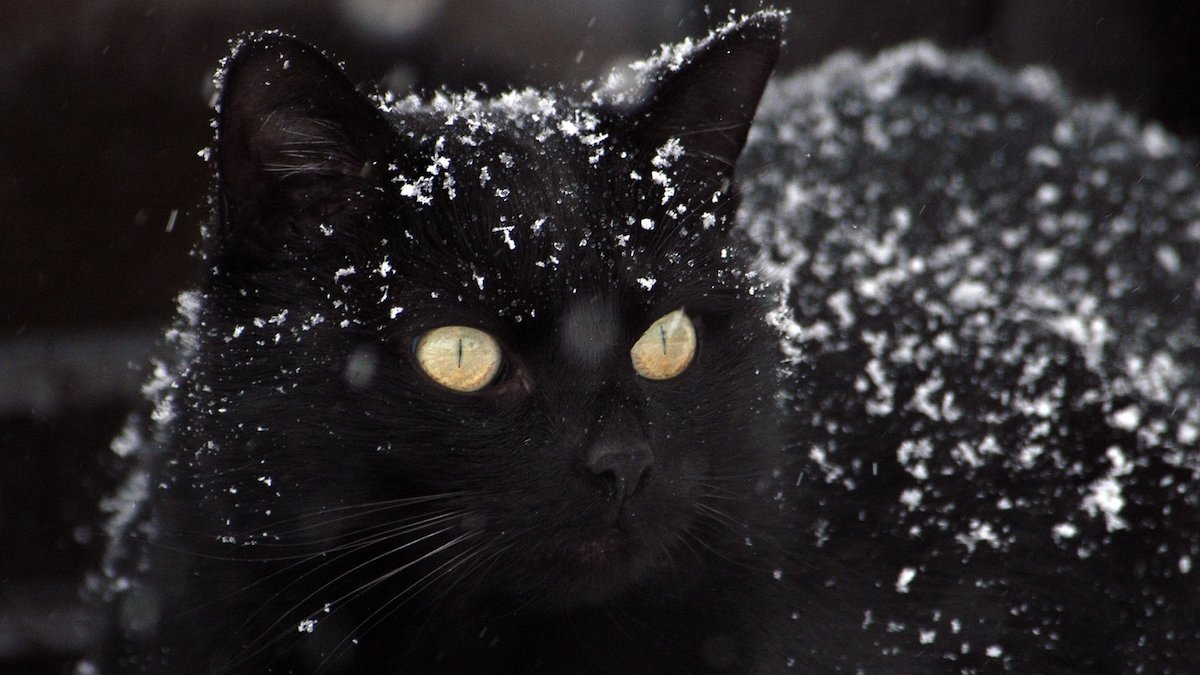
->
[94,11,1200,674]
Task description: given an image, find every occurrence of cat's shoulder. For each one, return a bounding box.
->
[746,41,1200,671]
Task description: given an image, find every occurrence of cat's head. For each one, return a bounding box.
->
[182,13,785,612]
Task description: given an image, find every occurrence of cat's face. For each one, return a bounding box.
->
[180,21,783,613]
[354,121,776,604]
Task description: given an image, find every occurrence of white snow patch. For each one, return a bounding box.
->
[948,280,992,309]
[1140,123,1174,158]
[826,290,855,329]
[99,469,149,579]
[1110,406,1141,431]
[492,225,516,250]
[1052,522,1078,540]
[896,438,933,481]
[956,520,1001,553]
[1155,245,1181,275]
[109,422,142,458]
[1035,183,1061,206]
[651,138,684,168]
[1027,145,1061,168]
[1179,423,1199,446]
[1080,447,1132,531]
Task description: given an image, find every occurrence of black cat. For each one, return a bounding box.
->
[93,10,1200,674]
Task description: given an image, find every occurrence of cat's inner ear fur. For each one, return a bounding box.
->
[214,32,392,268]
[631,13,783,180]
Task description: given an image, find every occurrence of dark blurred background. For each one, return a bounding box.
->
[3,0,1199,671]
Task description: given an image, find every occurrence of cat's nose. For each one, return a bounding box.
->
[583,439,654,501]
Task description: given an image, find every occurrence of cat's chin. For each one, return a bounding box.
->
[526,526,668,608]
[563,530,641,575]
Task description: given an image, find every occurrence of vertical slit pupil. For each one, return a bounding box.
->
[660,325,668,354]
[457,338,463,367]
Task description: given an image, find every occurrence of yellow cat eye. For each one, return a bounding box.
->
[415,326,502,392]
[630,309,696,380]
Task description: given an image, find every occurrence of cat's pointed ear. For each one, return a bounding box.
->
[631,13,783,179]
[214,32,392,268]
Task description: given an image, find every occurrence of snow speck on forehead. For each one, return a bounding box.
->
[378,86,599,147]
[377,82,613,202]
